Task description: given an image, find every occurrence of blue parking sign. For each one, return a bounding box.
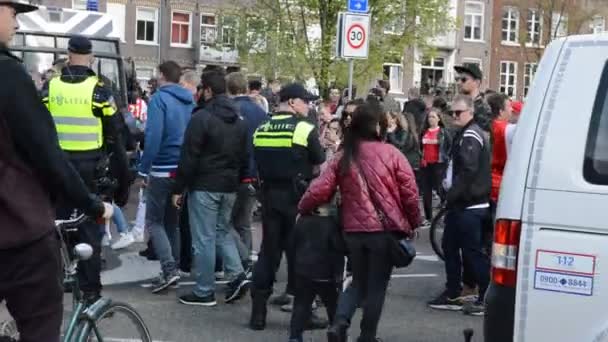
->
[347,0,368,13]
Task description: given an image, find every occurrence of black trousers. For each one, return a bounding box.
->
[443,208,491,299]
[421,163,446,220]
[289,277,339,339]
[56,158,102,294]
[0,234,63,342]
[252,186,297,295]
[335,233,393,340]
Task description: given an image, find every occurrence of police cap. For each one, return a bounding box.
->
[279,83,319,103]
[0,0,38,14]
[68,35,93,55]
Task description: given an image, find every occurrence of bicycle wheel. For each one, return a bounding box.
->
[430,207,448,261]
[77,301,152,342]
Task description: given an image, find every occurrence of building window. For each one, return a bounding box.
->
[201,14,217,45]
[171,11,191,47]
[136,67,155,94]
[247,17,267,52]
[464,1,484,41]
[136,7,158,44]
[551,13,568,39]
[421,57,445,95]
[221,16,238,47]
[383,64,403,93]
[500,61,517,98]
[72,0,87,10]
[524,63,538,97]
[462,58,482,71]
[527,9,542,46]
[592,16,605,34]
[502,7,519,44]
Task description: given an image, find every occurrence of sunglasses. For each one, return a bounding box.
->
[342,111,353,117]
[451,109,469,117]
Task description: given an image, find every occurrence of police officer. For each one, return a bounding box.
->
[41,35,130,302]
[249,83,325,330]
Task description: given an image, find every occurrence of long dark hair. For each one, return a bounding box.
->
[389,111,419,145]
[340,102,387,174]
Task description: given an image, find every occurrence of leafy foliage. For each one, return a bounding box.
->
[225,0,454,96]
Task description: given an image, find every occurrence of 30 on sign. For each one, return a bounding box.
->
[347,24,366,49]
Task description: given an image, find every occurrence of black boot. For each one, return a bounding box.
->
[327,322,348,342]
[249,289,271,330]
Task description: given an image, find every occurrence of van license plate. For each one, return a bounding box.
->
[534,270,594,296]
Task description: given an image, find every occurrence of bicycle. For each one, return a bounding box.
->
[0,214,152,342]
[429,206,447,261]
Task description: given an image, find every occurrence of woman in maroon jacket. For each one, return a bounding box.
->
[298,103,421,342]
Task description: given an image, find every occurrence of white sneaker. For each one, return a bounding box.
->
[132,228,145,243]
[111,232,135,250]
[101,235,110,247]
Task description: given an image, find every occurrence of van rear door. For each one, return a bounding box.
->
[514,35,608,342]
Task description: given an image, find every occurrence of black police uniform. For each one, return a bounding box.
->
[40,36,130,299]
[249,84,325,330]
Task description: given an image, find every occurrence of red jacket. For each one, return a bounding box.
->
[491,120,508,202]
[298,141,421,234]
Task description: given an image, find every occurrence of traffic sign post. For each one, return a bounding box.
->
[341,13,370,59]
[347,0,368,13]
[336,6,371,100]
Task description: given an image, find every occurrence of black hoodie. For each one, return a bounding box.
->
[174,95,249,193]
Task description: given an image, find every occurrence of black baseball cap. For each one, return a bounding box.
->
[0,0,37,14]
[68,35,93,55]
[279,83,319,103]
[454,64,483,80]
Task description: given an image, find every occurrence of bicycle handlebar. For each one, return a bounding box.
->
[54,214,88,230]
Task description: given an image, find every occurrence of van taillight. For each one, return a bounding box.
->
[491,219,522,288]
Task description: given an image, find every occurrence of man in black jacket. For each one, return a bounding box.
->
[0,2,112,341]
[428,94,491,316]
[172,69,250,307]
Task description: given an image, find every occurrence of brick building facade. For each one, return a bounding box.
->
[489,0,608,99]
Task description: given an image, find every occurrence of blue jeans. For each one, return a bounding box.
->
[442,208,490,299]
[188,191,244,297]
[112,204,129,234]
[146,176,180,277]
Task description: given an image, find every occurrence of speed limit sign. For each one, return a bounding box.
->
[340,13,370,59]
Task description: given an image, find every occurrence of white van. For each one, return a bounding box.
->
[484,34,608,342]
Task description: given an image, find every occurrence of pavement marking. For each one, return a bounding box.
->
[391,273,438,279]
[416,254,441,262]
[102,338,173,342]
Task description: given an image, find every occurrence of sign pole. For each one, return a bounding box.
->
[348,59,354,101]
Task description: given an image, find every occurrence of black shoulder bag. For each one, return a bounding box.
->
[356,161,416,268]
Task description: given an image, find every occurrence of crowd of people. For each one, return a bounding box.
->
[109,61,523,341]
[0,1,525,340]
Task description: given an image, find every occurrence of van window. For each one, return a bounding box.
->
[584,61,608,185]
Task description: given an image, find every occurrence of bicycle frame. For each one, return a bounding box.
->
[57,216,112,342]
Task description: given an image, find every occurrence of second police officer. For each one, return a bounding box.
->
[41,35,130,303]
[249,83,326,330]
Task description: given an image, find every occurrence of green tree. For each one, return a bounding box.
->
[227,0,454,97]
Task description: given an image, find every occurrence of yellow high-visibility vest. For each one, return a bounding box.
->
[47,76,103,152]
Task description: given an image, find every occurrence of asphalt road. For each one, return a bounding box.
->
[1,197,484,342]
